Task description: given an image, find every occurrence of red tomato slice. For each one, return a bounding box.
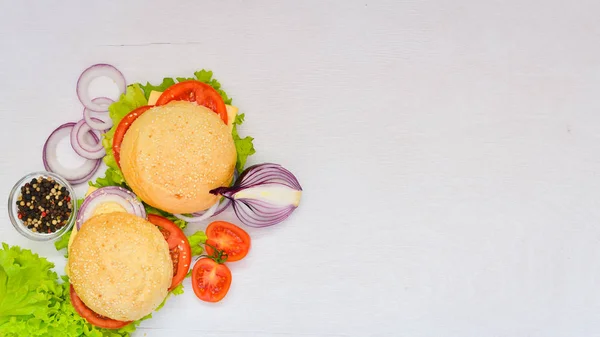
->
[155,80,228,124]
[191,258,232,302]
[112,105,153,168]
[70,285,131,329]
[147,214,192,291]
[205,221,251,262]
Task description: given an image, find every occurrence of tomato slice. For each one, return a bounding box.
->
[147,214,192,291]
[191,258,232,302]
[70,285,131,329]
[205,221,251,262]
[112,105,153,168]
[155,80,228,124]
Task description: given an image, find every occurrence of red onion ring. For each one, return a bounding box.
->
[70,120,106,160]
[206,197,232,217]
[76,64,126,112]
[76,186,146,230]
[173,200,220,223]
[83,97,114,130]
[43,123,101,185]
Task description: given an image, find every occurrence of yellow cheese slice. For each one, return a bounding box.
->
[148,90,162,105]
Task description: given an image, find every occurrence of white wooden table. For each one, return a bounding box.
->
[2,1,600,336]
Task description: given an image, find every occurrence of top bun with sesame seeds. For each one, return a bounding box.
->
[68,212,173,322]
[119,101,237,214]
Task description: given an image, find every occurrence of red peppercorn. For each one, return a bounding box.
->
[66,197,71,202]
[41,211,47,217]
[17,213,22,219]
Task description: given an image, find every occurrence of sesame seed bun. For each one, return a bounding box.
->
[119,101,237,214]
[68,212,173,321]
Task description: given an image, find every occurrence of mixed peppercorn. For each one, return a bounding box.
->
[16,176,72,234]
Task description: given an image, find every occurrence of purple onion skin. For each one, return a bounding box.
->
[210,163,302,228]
[212,163,302,194]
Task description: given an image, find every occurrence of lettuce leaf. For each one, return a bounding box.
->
[53,230,71,252]
[232,113,256,172]
[0,243,58,323]
[187,230,208,256]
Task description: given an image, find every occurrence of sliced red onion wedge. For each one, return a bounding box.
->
[76,186,146,230]
[211,163,302,227]
[43,123,101,185]
[83,97,114,130]
[76,64,126,112]
[70,119,106,159]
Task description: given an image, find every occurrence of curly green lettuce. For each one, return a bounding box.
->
[231,113,256,172]
[187,230,208,256]
[53,229,71,253]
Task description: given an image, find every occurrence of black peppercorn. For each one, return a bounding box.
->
[16,176,72,234]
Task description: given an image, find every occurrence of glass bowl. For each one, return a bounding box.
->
[8,171,77,241]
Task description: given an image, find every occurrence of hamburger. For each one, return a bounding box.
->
[68,212,173,323]
[119,100,237,214]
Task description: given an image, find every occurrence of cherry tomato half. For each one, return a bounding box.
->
[147,214,192,291]
[205,221,251,262]
[70,285,131,329]
[112,105,153,168]
[155,80,228,124]
[191,258,232,303]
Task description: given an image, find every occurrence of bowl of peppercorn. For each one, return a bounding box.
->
[8,171,77,241]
